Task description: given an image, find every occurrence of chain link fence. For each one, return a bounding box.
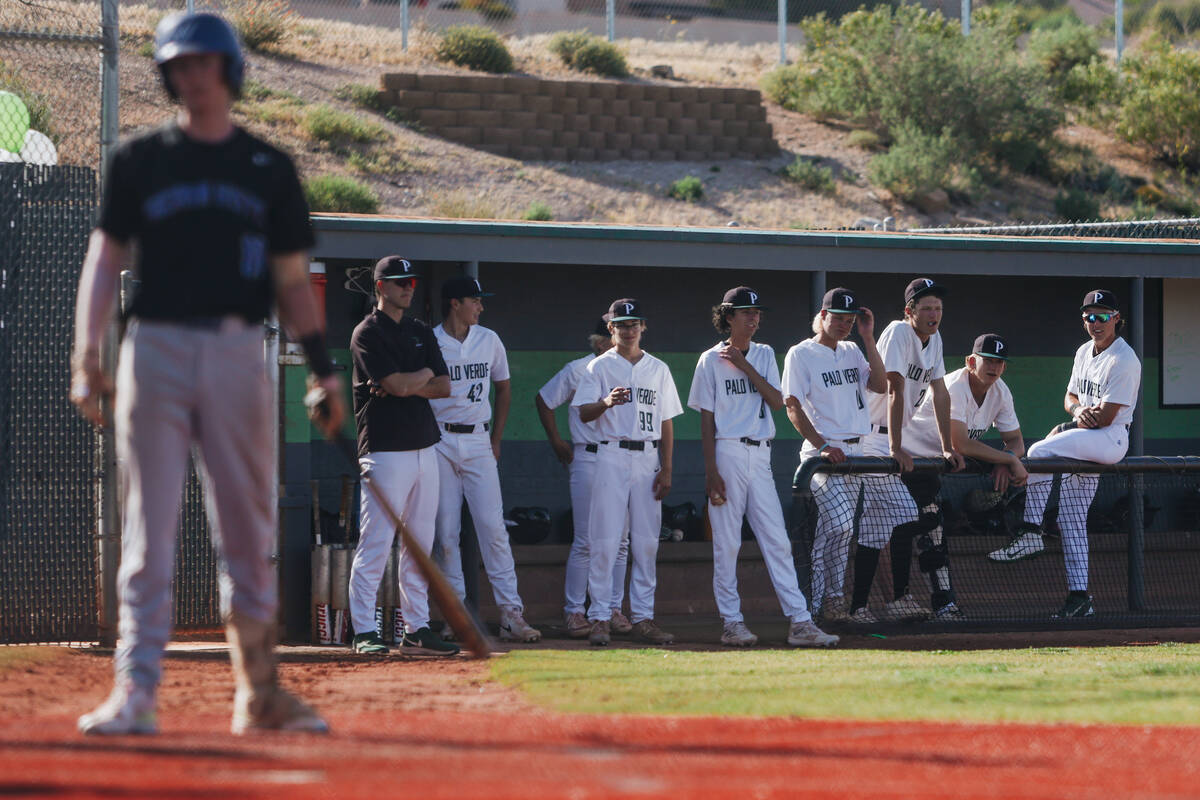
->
[911,218,1200,238]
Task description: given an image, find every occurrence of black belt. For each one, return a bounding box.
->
[599,440,659,451]
[584,443,598,453]
[872,425,888,434]
[739,437,771,448]
[443,422,490,433]
[835,437,861,444]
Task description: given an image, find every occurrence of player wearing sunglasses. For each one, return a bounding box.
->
[987,289,1140,619]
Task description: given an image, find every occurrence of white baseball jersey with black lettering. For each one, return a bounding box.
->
[905,367,1020,458]
[686,342,779,440]
[429,323,510,426]
[781,338,872,442]
[867,320,945,428]
[537,354,600,445]
[1069,336,1140,427]
[571,349,683,442]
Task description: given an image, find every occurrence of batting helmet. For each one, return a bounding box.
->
[505,507,551,546]
[154,12,245,99]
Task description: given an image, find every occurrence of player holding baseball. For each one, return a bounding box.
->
[346,256,460,657]
[691,287,839,647]
[782,288,886,626]
[851,278,964,624]
[572,299,682,646]
[535,315,633,639]
[988,290,1140,618]
[902,333,1027,620]
[430,277,540,642]
[71,12,343,734]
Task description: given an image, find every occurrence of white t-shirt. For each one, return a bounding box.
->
[905,367,1020,457]
[1069,336,1140,428]
[537,354,600,445]
[867,319,945,427]
[571,349,683,442]
[781,338,872,441]
[428,323,510,426]
[687,341,780,441]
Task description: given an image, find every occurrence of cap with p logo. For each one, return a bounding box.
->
[821,287,862,314]
[1080,289,1118,311]
[441,276,495,300]
[972,333,1009,360]
[904,277,947,304]
[608,298,645,321]
[722,286,767,309]
[374,255,420,281]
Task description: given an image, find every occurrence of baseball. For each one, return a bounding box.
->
[671,528,684,542]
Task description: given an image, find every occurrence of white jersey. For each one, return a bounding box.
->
[429,323,510,426]
[687,341,779,441]
[571,349,683,442]
[905,367,1020,457]
[867,319,945,427]
[781,338,872,440]
[1069,336,1140,428]
[537,354,601,445]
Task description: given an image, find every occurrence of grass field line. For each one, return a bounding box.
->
[491,643,1200,726]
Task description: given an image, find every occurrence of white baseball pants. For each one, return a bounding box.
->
[350,447,438,634]
[113,319,275,690]
[564,444,630,616]
[432,431,524,610]
[858,431,919,549]
[709,439,811,624]
[586,443,661,623]
[803,439,865,612]
[1023,425,1129,591]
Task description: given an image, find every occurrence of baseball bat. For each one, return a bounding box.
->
[304,385,491,660]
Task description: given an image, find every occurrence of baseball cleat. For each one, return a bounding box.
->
[988,527,1045,563]
[817,595,850,625]
[78,683,158,736]
[351,632,389,655]
[631,619,675,645]
[720,620,758,647]
[932,602,967,621]
[499,606,541,642]
[232,686,329,735]
[848,606,879,624]
[1052,594,1095,619]
[881,594,930,622]
[588,619,611,647]
[401,627,461,656]
[609,609,633,635]
[787,619,839,648]
[565,611,591,639]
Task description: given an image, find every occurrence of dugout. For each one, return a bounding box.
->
[268,217,1200,637]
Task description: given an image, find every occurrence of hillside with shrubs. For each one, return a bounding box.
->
[4,0,1199,229]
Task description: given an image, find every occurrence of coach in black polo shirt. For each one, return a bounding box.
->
[346,255,458,656]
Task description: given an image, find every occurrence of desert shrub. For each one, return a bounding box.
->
[461,0,515,20]
[225,0,295,51]
[782,157,836,193]
[548,30,594,65]
[1060,55,1120,111]
[760,63,810,108]
[1113,40,1200,168]
[334,83,387,112]
[1028,23,1101,84]
[1053,187,1101,220]
[1031,5,1085,30]
[304,175,380,214]
[304,106,387,145]
[867,124,962,201]
[430,192,498,218]
[1147,3,1186,37]
[435,25,513,74]
[667,175,704,202]
[521,201,554,221]
[571,40,629,77]
[846,129,882,149]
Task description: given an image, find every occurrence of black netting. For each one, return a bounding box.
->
[793,456,1200,630]
[910,218,1200,239]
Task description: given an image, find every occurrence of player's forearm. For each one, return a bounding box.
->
[785,399,825,448]
[1065,392,1081,416]
[491,382,512,441]
[887,392,906,452]
[861,338,887,394]
[700,411,718,474]
[413,375,450,399]
[742,369,784,411]
[272,252,323,338]
[380,368,433,397]
[1094,402,1123,428]
[1000,430,1025,458]
[578,401,607,422]
[72,230,127,359]
[658,418,673,472]
[953,435,1013,465]
[534,394,564,444]
[933,387,954,451]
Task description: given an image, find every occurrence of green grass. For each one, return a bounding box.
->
[304,105,387,145]
[0,646,72,671]
[492,644,1200,725]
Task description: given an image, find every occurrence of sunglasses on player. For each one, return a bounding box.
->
[382,277,417,289]
[1082,312,1115,323]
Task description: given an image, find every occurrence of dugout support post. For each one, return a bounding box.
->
[1128,276,1146,610]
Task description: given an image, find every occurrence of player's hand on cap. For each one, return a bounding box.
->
[706,472,727,506]
[652,468,672,501]
[944,448,965,472]
[820,443,847,463]
[891,446,914,473]
[304,374,346,439]
[857,307,875,339]
[69,349,114,428]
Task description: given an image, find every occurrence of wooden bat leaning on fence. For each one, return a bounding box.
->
[304,383,492,660]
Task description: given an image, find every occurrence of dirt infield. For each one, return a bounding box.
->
[4,634,1200,799]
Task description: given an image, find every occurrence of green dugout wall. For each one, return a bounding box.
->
[272,218,1199,637]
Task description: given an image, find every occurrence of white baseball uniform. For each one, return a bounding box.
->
[689,342,812,625]
[571,349,682,623]
[537,354,630,617]
[1023,336,1140,590]
[429,323,525,611]
[781,338,874,611]
[858,320,944,548]
[905,367,1020,458]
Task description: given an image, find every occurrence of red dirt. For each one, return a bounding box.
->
[3,641,1200,799]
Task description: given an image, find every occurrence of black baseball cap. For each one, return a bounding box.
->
[722,286,767,309]
[593,314,612,337]
[1080,289,1119,311]
[973,333,1009,360]
[905,277,947,304]
[442,276,494,300]
[608,298,645,322]
[374,255,419,281]
[822,287,862,314]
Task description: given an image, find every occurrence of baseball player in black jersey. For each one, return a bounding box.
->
[70,12,345,735]
[347,256,460,656]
